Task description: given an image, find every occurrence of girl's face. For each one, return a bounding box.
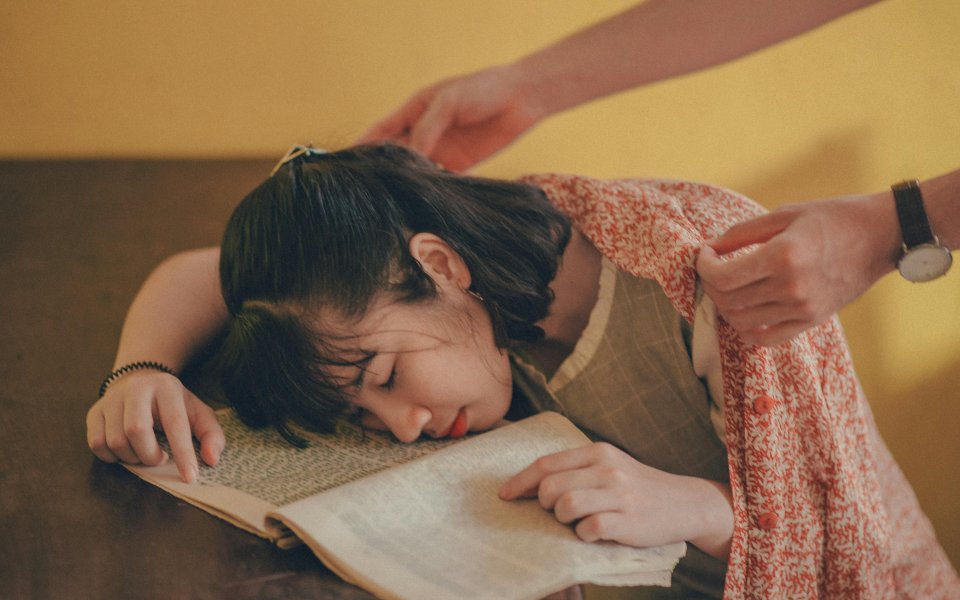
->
[321,233,513,442]
[334,295,512,443]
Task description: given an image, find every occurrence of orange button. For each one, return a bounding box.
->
[758,512,779,530]
[753,394,777,414]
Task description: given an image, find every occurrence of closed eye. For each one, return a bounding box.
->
[380,367,397,391]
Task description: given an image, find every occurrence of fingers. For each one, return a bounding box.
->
[86,406,118,464]
[408,92,456,157]
[706,210,796,255]
[156,385,199,483]
[697,243,777,295]
[499,444,600,500]
[85,373,218,483]
[123,395,169,467]
[356,88,434,144]
[498,443,649,546]
[188,395,225,468]
[575,512,630,544]
[698,210,804,294]
[98,392,147,465]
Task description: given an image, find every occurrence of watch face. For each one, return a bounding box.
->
[898,244,953,282]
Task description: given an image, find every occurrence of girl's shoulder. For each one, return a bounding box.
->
[519,173,766,234]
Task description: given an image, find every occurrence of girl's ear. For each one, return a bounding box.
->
[408,233,472,291]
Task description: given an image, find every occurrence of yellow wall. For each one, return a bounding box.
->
[3,0,958,569]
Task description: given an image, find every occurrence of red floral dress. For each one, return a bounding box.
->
[523,174,959,599]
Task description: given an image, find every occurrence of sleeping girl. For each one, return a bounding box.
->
[86,143,958,598]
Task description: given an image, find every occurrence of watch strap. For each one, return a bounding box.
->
[892,179,934,249]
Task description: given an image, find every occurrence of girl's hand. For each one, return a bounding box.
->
[357,64,542,173]
[499,442,733,560]
[86,371,225,483]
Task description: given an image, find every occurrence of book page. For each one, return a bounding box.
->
[270,412,686,600]
[125,409,458,540]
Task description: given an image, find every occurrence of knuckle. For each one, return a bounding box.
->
[87,433,105,452]
[780,278,805,303]
[537,489,553,511]
[154,374,182,395]
[776,244,806,273]
[532,455,556,473]
[124,420,152,440]
[537,476,559,500]
[704,271,732,292]
[591,442,620,461]
[105,434,129,452]
[599,465,627,485]
[576,515,606,542]
[553,493,581,523]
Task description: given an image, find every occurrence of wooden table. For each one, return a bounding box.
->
[0,160,381,599]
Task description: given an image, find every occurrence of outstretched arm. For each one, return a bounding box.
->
[698,168,959,345]
[360,0,881,171]
[86,247,228,483]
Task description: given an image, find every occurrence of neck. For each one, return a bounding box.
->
[524,228,602,377]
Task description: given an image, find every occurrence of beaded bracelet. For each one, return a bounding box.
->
[98,361,177,398]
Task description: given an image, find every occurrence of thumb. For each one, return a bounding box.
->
[707,210,796,255]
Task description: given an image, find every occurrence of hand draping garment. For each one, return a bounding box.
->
[520,174,959,599]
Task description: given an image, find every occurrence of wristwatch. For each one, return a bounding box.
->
[891,179,953,282]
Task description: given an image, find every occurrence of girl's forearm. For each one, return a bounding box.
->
[112,247,228,372]
[509,0,881,119]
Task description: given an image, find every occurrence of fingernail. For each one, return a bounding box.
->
[181,465,197,484]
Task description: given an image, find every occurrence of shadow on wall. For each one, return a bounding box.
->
[733,128,872,206]
[875,355,960,571]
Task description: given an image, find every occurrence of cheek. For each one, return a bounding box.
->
[360,411,390,431]
[406,346,502,405]
[360,412,390,431]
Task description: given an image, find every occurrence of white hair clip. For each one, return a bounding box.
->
[270,144,328,176]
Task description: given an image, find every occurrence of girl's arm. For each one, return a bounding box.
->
[86,247,228,483]
[499,442,734,560]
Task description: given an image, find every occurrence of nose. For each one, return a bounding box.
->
[368,401,432,443]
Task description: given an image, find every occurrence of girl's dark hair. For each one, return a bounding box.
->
[216,143,570,444]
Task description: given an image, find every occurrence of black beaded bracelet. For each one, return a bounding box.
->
[98,361,177,398]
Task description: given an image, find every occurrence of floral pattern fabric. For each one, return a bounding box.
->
[522,174,959,599]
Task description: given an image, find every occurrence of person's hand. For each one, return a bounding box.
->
[357,65,543,172]
[499,442,733,559]
[86,370,225,483]
[697,193,900,346]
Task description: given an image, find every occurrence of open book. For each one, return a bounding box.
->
[125,410,686,600]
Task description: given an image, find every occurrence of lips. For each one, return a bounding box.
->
[445,409,469,439]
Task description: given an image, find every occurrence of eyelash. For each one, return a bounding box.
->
[355,365,396,391]
[380,368,397,391]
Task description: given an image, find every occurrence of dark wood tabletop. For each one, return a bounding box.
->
[0,160,585,600]
[0,160,381,599]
